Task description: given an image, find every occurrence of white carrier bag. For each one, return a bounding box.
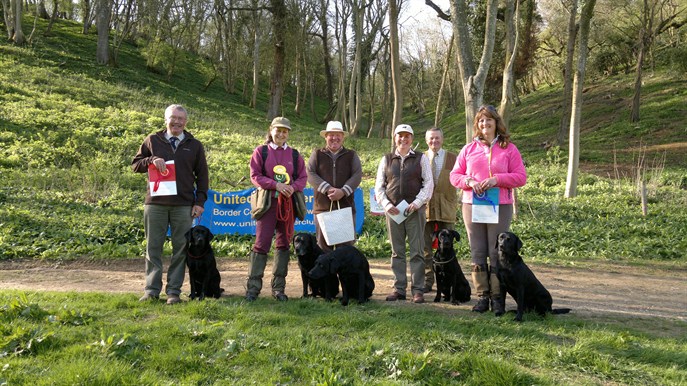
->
[315,201,355,246]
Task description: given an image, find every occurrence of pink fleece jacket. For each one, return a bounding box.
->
[449,139,527,204]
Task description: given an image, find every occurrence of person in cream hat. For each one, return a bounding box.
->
[320,120,348,137]
[307,121,361,252]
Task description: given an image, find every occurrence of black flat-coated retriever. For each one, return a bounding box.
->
[293,232,339,300]
[185,225,223,300]
[431,229,471,304]
[308,245,374,306]
[496,232,571,321]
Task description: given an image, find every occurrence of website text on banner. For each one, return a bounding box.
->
[199,188,364,236]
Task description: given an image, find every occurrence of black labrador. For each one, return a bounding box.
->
[431,229,471,304]
[293,232,339,300]
[308,245,375,306]
[185,225,224,300]
[496,232,571,321]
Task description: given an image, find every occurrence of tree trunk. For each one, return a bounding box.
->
[267,0,287,119]
[318,0,334,107]
[95,0,111,65]
[110,0,134,65]
[434,35,454,128]
[37,0,49,18]
[388,0,403,140]
[565,0,596,199]
[44,0,59,35]
[499,0,520,128]
[295,51,303,116]
[348,0,362,136]
[449,0,499,143]
[250,5,261,109]
[12,0,26,45]
[81,0,92,34]
[2,0,13,40]
[631,0,650,123]
[557,0,578,145]
[334,0,349,126]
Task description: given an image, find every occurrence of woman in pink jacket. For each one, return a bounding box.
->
[450,105,527,316]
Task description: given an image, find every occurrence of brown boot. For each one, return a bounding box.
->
[471,265,490,313]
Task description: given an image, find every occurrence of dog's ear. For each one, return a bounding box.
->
[207,229,214,241]
[515,234,523,251]
[432,230,440,241]
[328,255,339,273]
[185,228,193,241]
[451,230,461,242]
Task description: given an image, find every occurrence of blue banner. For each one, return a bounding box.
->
[197,187,364,236]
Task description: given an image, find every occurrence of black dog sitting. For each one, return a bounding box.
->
[432,229,471,304]
[496,232,571,321]
[185,225,224,300]
[308,245,374,306]
[293,232,339,300]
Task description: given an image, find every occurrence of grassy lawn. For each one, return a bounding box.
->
[1,291,685,385]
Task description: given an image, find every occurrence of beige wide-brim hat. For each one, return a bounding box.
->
[320,120,348,138]
[270,116,292,130]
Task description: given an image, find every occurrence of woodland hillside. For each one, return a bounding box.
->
[0,15,686,261]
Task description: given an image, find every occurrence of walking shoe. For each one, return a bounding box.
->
[138,293,159,302]
[412,293,425,304]
[491,296,505,317]
[166,294,181,305]
[385,291,406,301]
[472,296,490,313]
[273,291,288,301]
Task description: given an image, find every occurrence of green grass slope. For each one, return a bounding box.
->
[1,19,686,263]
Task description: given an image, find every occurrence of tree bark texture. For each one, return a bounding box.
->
[267,0,287,119]
[558,0,578,145]
[95,0,111,65]
[565,0,597,199]
[12,0,26,45]
[449,0,499,144]
[499,0,520,128]
[388,0,403,139]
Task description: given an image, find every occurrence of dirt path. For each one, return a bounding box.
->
[1,258,685,323]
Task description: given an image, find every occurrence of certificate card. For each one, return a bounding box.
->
[472,188,499,223]
[148,161,177,196]
[389,200,409,224]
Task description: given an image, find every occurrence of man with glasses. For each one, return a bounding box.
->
[132,104,209,305]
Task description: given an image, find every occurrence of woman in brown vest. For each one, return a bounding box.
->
[374,124,435,304]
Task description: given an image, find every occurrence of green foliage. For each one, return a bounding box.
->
[666,45,687,75]
[1,18,686,265]
[0,291,684,384]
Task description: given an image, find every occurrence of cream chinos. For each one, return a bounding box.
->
[386,206,426,297]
